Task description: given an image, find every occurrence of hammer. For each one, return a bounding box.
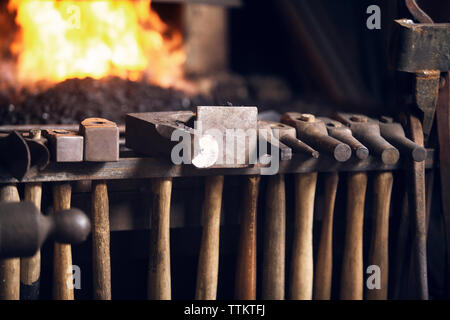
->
[124,110,200,299]
[368,116,426,300]
[334,113,399,299]
[80,118,119,300]
[312,118,368,299]
[126,112,189,300]
[195,107,257,300]
[255,121,288,300]
[281,113,351,162]
[279,114,352,300]
[125,107,258,300]
[259,120,320,300]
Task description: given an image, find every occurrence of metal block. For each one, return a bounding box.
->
[79,118,119,162]
[44,130,83,162]
[195,106,258,168]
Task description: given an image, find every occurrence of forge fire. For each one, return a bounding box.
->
[3,0,185,87]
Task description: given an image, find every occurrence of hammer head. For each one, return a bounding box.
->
[43,129,84,162]
[79,118,119,162]
[195,106,258,168]
[281,112,351,162]
[257,120,293,161]
[377,116,427,162]
[126,111,195,161]
[258,120,297,140]
[126,107,258,169]
[334,113,379,134]
[335,113,400,165]
[319,117,369,160]
[281,112,328,136]
[318,117,351,135]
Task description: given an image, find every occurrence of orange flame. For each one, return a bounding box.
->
[7,0,185,87]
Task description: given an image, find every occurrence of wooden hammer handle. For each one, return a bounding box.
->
[20,182,42,300]
[148,177,172,300]
[366,171,393,300]
[314,172,339,300]
[392,190,410,299]
[340,172,367,300]
[235,175,260,300]
[195,175,224,300]
[262,174,286,300]
[290,172,317,300]
[408,115,428,299]
[0,184,21,300]
[52,182,74,300]
[92,180,111,300]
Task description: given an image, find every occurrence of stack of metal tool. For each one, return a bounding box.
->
[0,106,434,300]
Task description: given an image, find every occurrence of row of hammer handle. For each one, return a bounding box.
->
[0,170,409,300]
[264,171,392,300]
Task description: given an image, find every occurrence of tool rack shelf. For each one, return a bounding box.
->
[0,149,435,184]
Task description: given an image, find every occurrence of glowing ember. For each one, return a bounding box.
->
[7,0,185,87]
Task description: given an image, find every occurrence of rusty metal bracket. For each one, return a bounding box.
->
[392,17,449,142]
[393,20,449,72]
